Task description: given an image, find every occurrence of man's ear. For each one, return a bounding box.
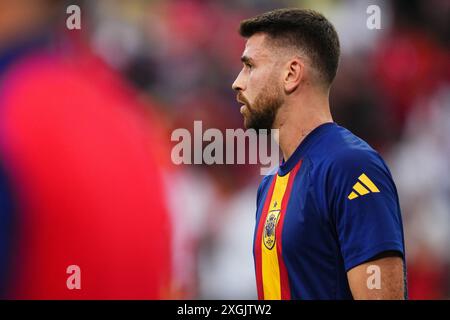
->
[284,58,304,94]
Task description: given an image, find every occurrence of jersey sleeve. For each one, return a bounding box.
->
[327,149,405,272]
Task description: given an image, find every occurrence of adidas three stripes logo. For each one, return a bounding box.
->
[347,173,380,200]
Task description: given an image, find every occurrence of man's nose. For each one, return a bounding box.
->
[232,71,245,92]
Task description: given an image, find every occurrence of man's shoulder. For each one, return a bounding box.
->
[313,124,385,168]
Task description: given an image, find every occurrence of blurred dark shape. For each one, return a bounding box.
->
[391,0,450,47]
[124,55,158,91]
[331,55,395,151]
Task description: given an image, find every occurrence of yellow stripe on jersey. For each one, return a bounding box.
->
[358,173,380,192]
[261,173,290,299]
[353,182,369,195]
[348,191,358,200]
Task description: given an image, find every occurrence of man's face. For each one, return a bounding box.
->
[232,33,284,130]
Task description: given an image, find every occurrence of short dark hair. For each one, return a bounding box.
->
[239,8,340,86]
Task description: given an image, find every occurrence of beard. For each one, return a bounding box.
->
[239,83,284,132]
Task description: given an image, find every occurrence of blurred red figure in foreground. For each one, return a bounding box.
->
[0,1,172,299]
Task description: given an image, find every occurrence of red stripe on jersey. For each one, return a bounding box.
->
[276,161,302,300]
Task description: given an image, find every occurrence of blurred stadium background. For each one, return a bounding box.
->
[0,0,449,299]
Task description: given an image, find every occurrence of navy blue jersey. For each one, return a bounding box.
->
[253,122,406,299]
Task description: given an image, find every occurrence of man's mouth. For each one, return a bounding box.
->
[236,96,250,114]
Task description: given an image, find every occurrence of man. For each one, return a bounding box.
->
[232,8,406,300]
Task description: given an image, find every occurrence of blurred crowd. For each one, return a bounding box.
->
[0,0,449,299]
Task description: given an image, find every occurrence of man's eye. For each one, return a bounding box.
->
[245,63,253,69]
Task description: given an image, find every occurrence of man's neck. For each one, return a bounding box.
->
[274,94,333,161]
